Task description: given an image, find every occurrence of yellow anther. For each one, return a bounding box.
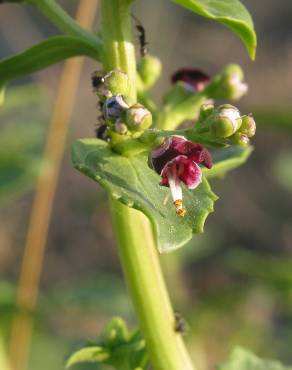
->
[174,199,187,217]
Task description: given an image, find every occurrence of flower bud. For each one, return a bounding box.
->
[207,64,248,101]
[126,104,152,131]
[114,120,128,135]
[198,103,215,121]
[230,132,250,146]
[103,69,129,96]
[171,68,210,92]
[138,55,162,90]
[103,95,129,121]
[210,104,242,138]
[239,114,256,138]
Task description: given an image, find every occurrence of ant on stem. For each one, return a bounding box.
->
[132,14,149,57]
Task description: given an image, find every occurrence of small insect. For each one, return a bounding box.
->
[174,312,188,335]
[91,71,105,91]
[95,123,108,140]
[132,14,148,57]
[91,73,108,140]
[95,102,109,140]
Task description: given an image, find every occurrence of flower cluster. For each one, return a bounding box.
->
[92,69,152,139]
[150,136,212,216]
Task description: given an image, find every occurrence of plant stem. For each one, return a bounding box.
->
[8,2,99,370]
[111,202,195,370]
[101,1,195,369]
[100,0,136,100]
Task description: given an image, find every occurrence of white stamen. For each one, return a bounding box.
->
[167,167,187,217]
[167,168,182,202]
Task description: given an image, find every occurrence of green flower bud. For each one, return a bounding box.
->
[114,120,128,135]
[207,64,248,101]
[210,104,242,138]
[230,132,250,146]
[122,95,136,107]
[103,69,129,96]
[239,114,256,138]
[199,103,215,121]
[137,55,162,90]
[126,104,152,131]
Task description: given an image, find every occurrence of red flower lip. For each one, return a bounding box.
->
[150,136,213,216]
[171,68,210,92]
[151,136,212,180]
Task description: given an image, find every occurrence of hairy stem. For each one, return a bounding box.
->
[101,1,195,369]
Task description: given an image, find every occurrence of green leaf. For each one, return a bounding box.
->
[65,346,109,368]
[171,0,257,59]
[72,138,217,252]
[102,317,129,348]
[0,36,99,85]
[204,145,253,178]
[66,317,148,370]
[218,346,292,370]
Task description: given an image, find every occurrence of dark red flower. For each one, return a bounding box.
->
[171,68,210,92]
[150,136,212,216]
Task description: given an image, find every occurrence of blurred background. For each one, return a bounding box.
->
[1,0,292,369]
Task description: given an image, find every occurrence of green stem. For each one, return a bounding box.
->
[111,201,195,370]
[101,0,137,100]
[157,93,207,130]
[28,0,101,49]
[101,1,196,369]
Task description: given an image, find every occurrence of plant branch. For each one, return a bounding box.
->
[101,0,196,369]
[111,201,196,370]
[101,0,136,100]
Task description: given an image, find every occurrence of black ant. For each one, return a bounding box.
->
[94,101,108,140]
[132,14,148,57]
[91,72,108,140]
[91,71,105,91]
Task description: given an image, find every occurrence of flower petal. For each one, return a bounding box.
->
[150,136,213,175]
[171,138,213,169]
[171,68,210,92]
[160,155,202,189]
